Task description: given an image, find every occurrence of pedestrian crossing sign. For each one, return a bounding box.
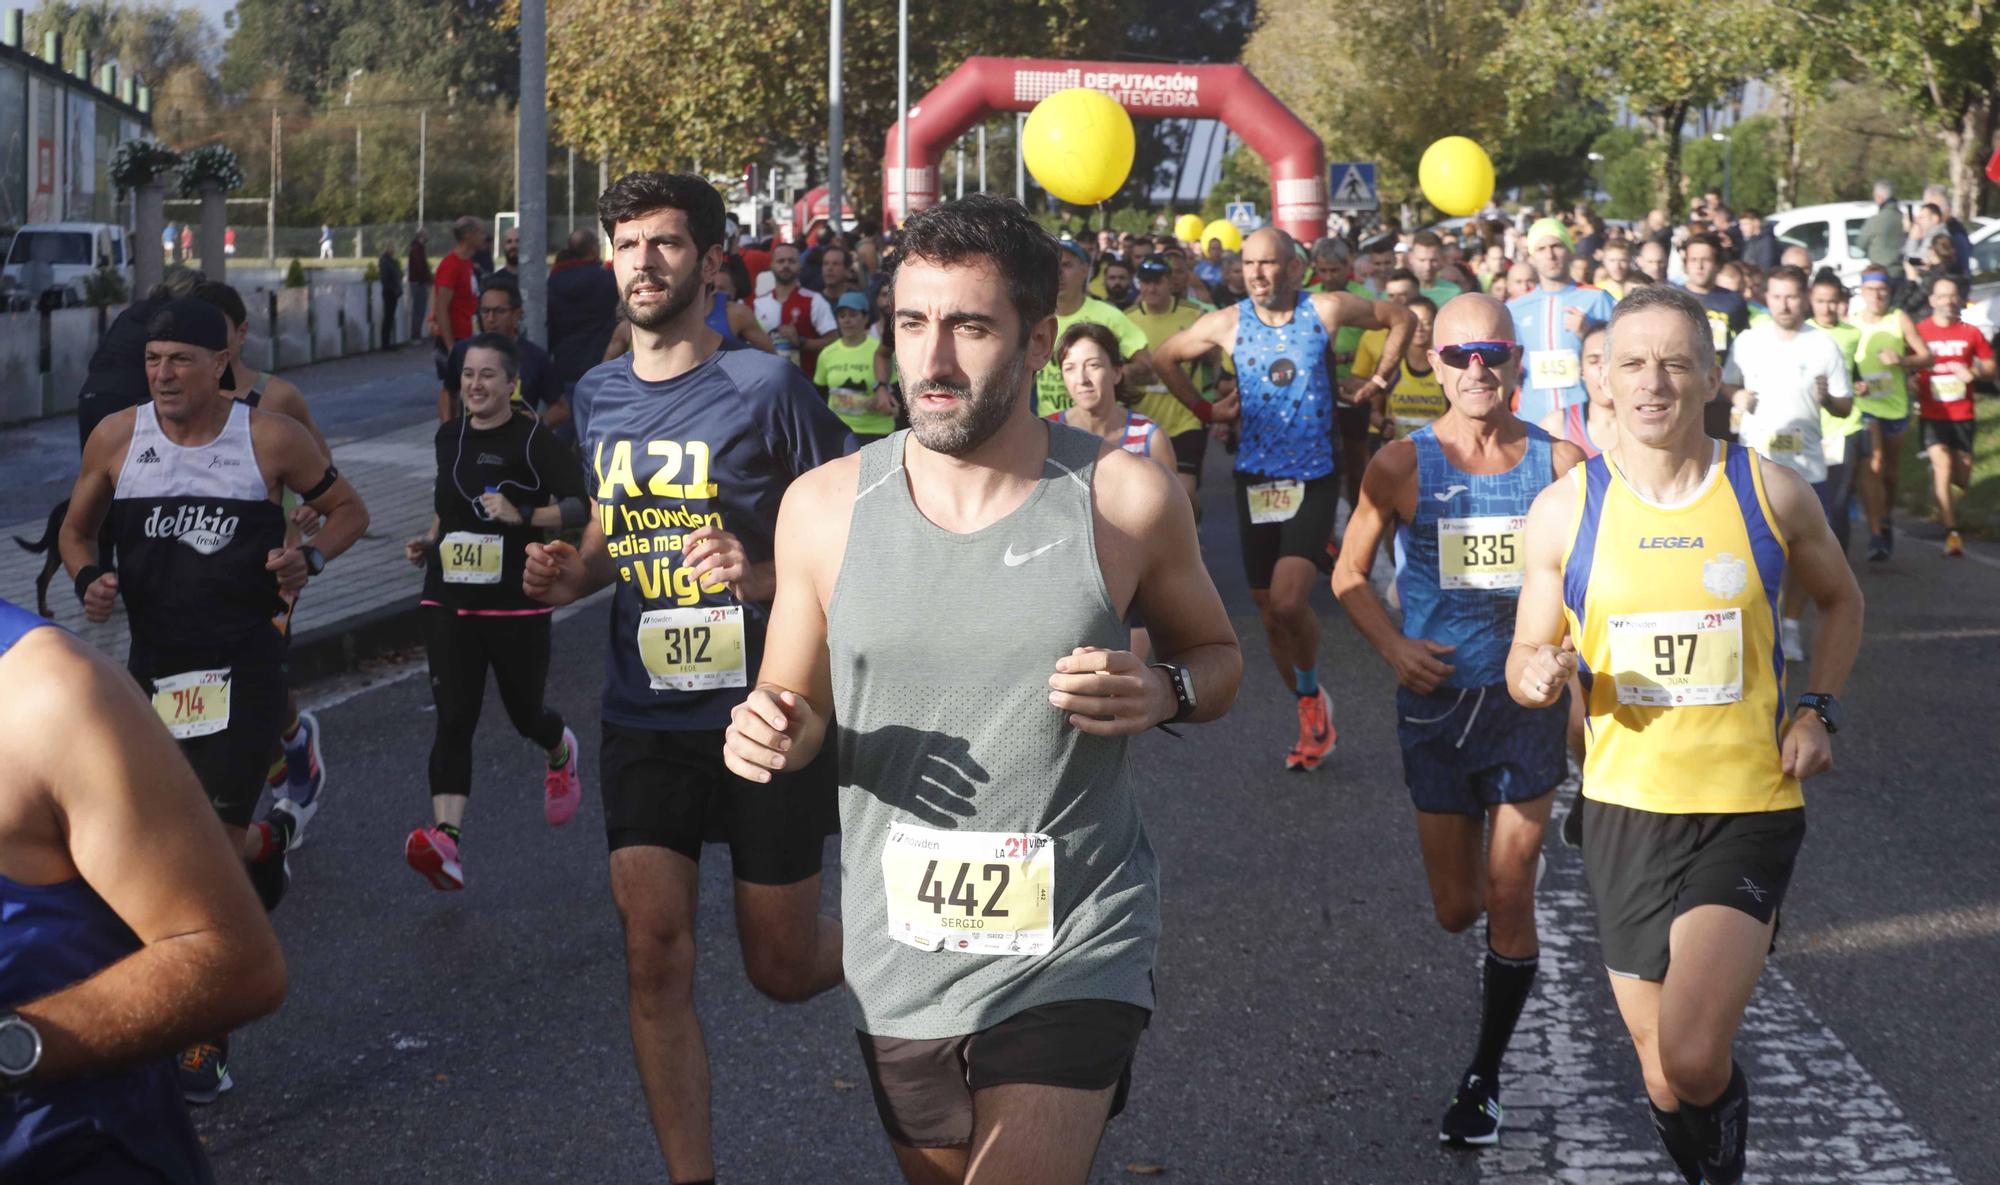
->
[1225,201,1260,231]
[1328,162,1378,211]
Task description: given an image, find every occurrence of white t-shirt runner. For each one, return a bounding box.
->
[1721,321,1853,485]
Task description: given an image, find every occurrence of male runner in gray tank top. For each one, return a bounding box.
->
[724,194,1243,1184]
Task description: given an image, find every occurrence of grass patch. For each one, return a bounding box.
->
[1896,394,2000,537]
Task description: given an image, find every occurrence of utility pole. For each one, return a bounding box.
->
[827,0,843,238]
[267,110,279,265]
[417,109,427,231]
[1015,113,1025,202]
[956,141,964,200]
[518,0,549,343]
[896,0,908,227]
[567,146,574,232]
[978,124,986,193]
[353,124,363,257]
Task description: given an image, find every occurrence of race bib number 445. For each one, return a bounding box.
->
[1527,349,1580,389]
[151,668,231,739]
[882,823,1055,957]
[637,604,746,691]
[1608,608,1743,706]
[1439,515,1526,590]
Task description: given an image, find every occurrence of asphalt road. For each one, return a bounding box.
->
[187,441,1998,1184]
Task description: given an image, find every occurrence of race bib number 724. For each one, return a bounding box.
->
[881,823,1055,957]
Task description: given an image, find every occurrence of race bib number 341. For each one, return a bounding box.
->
[1608,608,1744,707]
[151,668,232,739]
[1439,515,1526,590]
[637,604,746,691]
[439,531,503,585]
[881,823,1055,957]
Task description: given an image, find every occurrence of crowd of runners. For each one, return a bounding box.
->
[23,161,2000,1184]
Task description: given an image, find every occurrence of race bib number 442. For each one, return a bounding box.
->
[881,823,1055,956]
[637,604,746,691]
[1608,608,1744,707]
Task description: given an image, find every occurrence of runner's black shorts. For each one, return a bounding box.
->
[1580,799,1806,981]
[135,660,289,829]
[1167,426,1208,479]
[599,722,836,885]
[856,1000,1150,1148]
[1919,416,1975,454]
[1335,400,1373,443]
[1233,470,1340,589]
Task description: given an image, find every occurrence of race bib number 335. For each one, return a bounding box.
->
[1439,515,1526,590]
[881,823,1055,957]
[637,604,746,691]
[1608,608,1743,706]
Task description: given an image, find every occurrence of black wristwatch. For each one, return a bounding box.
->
[1794,692,1842,734]
[300,545,326,577]
[1151,662,1197,725]
[0,1013,42,1091]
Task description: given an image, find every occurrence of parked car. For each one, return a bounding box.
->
[0,221,132,309]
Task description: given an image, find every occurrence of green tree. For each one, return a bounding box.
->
[1785,0,1999,218]
[24,0,217,81]
[222,0,515,105]
[1499,0,1766,221]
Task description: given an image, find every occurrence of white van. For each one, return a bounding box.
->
[1,221,132,308]
[1766,201,1886,286]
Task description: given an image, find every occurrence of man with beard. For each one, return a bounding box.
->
[1100,256,1137,309]
[722,192,1241,1185]
[522,172,854,1185]
[1153,227,1413,772]
[755,241,838,374]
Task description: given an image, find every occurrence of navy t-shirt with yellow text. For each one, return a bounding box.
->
[572,348,855,731]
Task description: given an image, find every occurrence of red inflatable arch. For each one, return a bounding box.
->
[883,57,1326,241]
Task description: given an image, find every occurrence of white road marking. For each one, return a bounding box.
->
[1476,816,1962,1183]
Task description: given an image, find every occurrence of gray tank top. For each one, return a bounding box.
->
[828,425,1159,1039]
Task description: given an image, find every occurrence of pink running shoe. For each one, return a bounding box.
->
[405,827,464,891]
[544,726,581,826]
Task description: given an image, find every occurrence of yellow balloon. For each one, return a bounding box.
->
[1022,88,1135,206]
[1419,136,1496,218]
[1174,212,1206,243]
[1201,219,1243,252]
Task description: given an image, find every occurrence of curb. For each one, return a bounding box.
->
[288,601,428,685]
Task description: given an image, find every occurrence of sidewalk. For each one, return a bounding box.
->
[0,346,447,678]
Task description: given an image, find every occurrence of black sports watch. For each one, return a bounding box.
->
[0,1013,42,1091]
[1794,692,1842,734]
[1151,663,1197,725]
[300,545,326,577]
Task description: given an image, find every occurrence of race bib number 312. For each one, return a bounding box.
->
[637,604,746,691]
[881,823,1055,957]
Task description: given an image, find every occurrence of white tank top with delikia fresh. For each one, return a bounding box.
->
[828,424,1158,1040]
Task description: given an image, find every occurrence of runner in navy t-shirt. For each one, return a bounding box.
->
[521,171,853,1181]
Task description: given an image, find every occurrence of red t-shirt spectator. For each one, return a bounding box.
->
[433,251,477,343]
[1914,319,1992,422]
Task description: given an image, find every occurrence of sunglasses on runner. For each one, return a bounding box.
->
[1435,341,1522,369]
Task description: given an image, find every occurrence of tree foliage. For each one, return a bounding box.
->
[221,0,516,105]
[24,0,216,81]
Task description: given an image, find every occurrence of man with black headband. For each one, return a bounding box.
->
[57,297,368,1104]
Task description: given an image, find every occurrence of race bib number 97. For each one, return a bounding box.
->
[1608,608,1743,707]
[881,823,1055,957]
[637,604,746,691]
[151,668,232,739]
[1438,515,1526,590]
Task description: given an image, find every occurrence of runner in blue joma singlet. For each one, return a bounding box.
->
[1153,226,1415,771]
[1332,292,1586,1146]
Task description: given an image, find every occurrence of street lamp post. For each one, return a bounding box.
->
[1586,151,1605,204]
[1711,131,1732,209]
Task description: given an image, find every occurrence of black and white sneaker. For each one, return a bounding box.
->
[1440,1071,1504,1146]
[178,1036,233,1105]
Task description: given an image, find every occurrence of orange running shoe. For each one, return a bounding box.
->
[1945,529,1964,557]
[1286,688,1337,771]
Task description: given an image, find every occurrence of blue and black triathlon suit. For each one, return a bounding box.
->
[0,600,215,1185]
[705,291,748,349]
[1393,424,1568,814]
[572,346,854,882]
[1230,291,1341,588]
[109,401,290,831]
[420,408,587,804]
